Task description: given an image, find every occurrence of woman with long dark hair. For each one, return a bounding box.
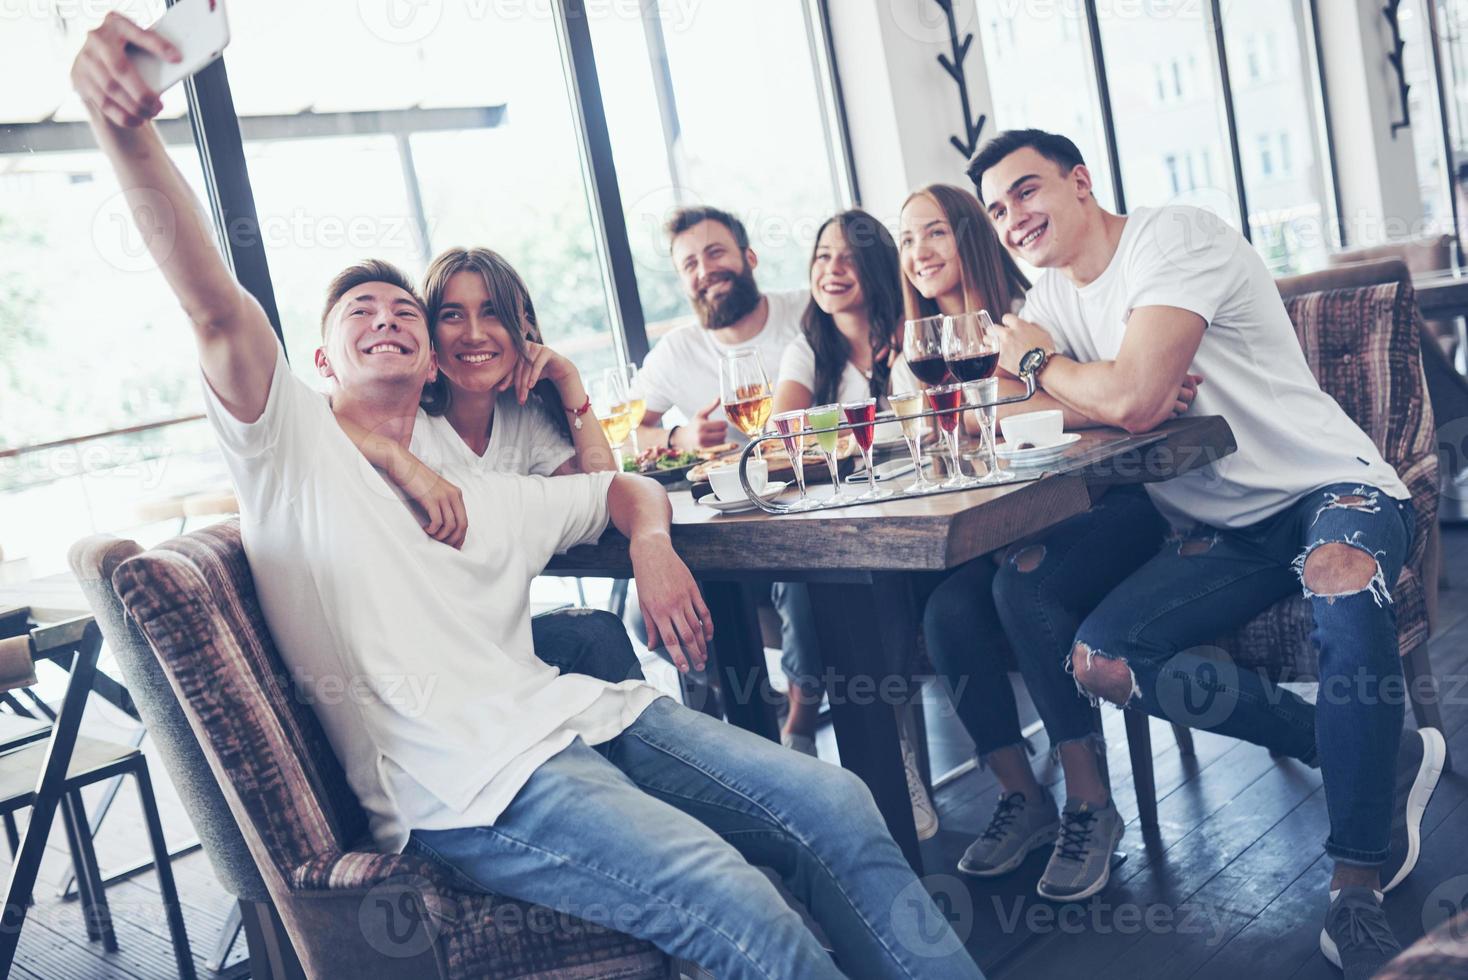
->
[898,183,1030,323]
[773,209,917,412]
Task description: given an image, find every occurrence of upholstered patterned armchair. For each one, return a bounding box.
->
[1125,258,1447,829]
[110,521,673,980]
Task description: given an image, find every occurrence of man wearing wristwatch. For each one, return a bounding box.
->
[934,127,1439,979]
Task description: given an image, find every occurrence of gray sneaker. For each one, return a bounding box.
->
[1036,798,1124,901]
[1320,887,1401,979]
[958,788,1060,878]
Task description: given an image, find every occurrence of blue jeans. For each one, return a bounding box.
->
[532,607,645,683]
[994,483,1414,865]
[408,699,984,980]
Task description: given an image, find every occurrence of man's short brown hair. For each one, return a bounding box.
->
[320,259,425,338]
[664,206,750,253]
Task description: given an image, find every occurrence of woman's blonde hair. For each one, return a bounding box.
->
[899,184,1030,323]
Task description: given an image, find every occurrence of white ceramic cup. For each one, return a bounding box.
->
[708,458,769,502]
[1000,410,1064,448]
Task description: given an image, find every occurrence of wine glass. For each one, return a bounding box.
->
[806,402,845,502]
[926,383,979,489]
[590,372,632,470]
[942,311,1007,484]
[841,397,892,501]
[903,315,954,388]
[607,362,646,457]
[770,409,820,510]
[887,391,939,493]
[718,350,773,443]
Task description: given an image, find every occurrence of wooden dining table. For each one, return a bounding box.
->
[548,414,1237,871]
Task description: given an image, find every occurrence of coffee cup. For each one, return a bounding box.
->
[1000,410,1064,449]
[708,458,769,502]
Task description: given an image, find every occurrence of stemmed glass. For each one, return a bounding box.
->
[806,402,845,502]
[903,315,955,388]
[770,409,820,510]
[607,362,646,457]
[718,350,773,442]
[942,310,1007,484]
[590,371,631,469]
[841,397,892,501]
[887,391,940,493]
[926,383,979,489]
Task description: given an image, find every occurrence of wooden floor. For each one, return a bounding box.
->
[10,530,1468,979]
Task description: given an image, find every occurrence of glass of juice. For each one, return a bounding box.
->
[806,402,845,501]
[841,397,892,501]
[888,391,939,493]
[607,362,646,457]
[719,350,774,441]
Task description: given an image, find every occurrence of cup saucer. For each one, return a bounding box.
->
[994,432,1082,465]
[700,481,790,513]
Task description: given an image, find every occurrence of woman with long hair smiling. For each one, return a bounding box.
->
[418,246,616,477]
[898,183,1030,323]
[772,209,917,413]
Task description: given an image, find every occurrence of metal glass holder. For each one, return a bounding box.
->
[734,374,1038,515]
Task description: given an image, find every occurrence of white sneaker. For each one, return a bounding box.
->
[902,734,939,841]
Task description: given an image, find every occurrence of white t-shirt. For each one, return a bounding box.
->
[776,331,922,407]
[201,346,664,852]
[1020,205,1408,530]
[423,394,574,477]
[638,288,806,445]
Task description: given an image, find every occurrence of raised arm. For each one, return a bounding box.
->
[72,13,277,422]
[606,475,712,673]
[996,309,1204,434]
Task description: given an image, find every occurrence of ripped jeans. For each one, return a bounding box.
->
[994,482,1414,866]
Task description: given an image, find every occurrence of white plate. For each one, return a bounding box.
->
[994,432,1082,465]
[699,481,790,513]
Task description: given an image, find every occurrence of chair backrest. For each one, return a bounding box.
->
[1328,234,1454,278]
[109,521,369,892]
[1275,263,1440,580]
[68,534,271,905]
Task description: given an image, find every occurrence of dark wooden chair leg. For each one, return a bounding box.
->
[1171,723,1195,757]
[63,790,117,951]
[132,762,197,980]
[1404,643,1452,773]
[57,794,100,941]
[2,811,18,858]
[1124,709,1158,830]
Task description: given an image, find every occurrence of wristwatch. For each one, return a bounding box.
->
[1019,347,1054,382]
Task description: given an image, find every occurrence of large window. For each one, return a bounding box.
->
[1097,0,1241,226]
[977,0,1341,274]
[590,0,848,341]
[1223,0,1338,273]
[0,1,232,575]
[221,1,624,381]
[976,0,1115,210]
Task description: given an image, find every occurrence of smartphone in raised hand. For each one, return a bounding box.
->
[126,0,231,94]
